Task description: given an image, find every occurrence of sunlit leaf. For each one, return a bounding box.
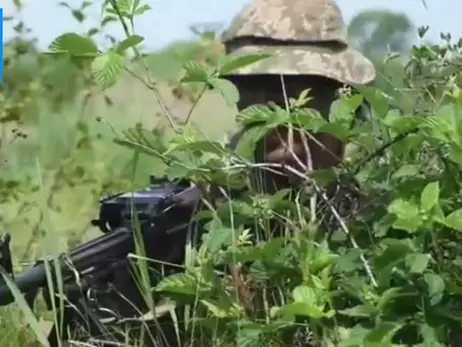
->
[91,51,124,89]
[180,60,211,83]
[209,77,239,106]
[219,53,272,75]
[337,304,377,318]
[424,273,445,305]
[155,271,213,296]
[329,94,363,123]
[115,34,144,53]
[444,208,462,232]
[363,322,403,346]
[48,32,98,57]
[420,181,439,212]
[405,253,430,274]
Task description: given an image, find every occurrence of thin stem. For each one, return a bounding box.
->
[108,0,180,133]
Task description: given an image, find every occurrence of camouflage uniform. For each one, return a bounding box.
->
[221,0,376,194]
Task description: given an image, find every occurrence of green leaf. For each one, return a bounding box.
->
[58,1,72,9]
[293,108,328,132]
[318,122,351,141]
[392,164,420,179]
[115,34,144,53]
[289,88,312,108]
[432,204,447,226]
[405,253,430,274]
[260,237,285,261]
[81,1,92,10]
[392,217,423,233]
[363,322,403,346]
[180,60,211,83]
[167,140,227,156]
[420,181,439,212]
[133,3,152,15]
[276,302,334,319]
[200,299,241,318]
[334,248,363,272]
[71,9,85,22]
[284,284,335,318]
[337,304,377,318]
[448,144,462,166]
[337,326,370,347]
[87,27,99,36]
[424,273,445,305]
[374,240,414,271]
[219,53,272,75]
[112,0,132,14]
[233,126,268,161]
[48,32,98,57]
[165,163,190,180]
[419,324,445,347]
[311,241,338,273]
[329,94,363,124]
[353,85,390,118]
[91,51,124,88]
[217,238,285,266]
[236,103,289,127]
[114,126,167,160]
[376,287,417,312]
[209,77,240,106]
[101,15,118,26]
[387,198,419,218]
[155,271,213,296]
[444,208,462,232]
[201,225,236,255]
[293,285,318,304]
[382,113,421,133]
[422,112,458,144]
[236,325,262,347]
[387,199,422,233]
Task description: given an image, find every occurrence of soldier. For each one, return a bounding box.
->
[221,0,376,196]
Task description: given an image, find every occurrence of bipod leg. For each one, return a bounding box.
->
[47,294,117,346]
[76,295,115,344]
[47,305,72,347]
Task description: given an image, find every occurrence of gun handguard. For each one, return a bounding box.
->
[0,226,133,306]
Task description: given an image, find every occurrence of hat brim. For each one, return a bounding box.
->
[222,44,376,85]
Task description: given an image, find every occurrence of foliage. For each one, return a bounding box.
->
[3,0,462,347]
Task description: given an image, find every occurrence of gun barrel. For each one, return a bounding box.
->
[0,264,48,305]
[0,227,133,306]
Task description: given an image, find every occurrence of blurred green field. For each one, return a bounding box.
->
[3,74,236,249]
[0,38,239,345]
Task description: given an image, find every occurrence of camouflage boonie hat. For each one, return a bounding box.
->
[221,0,376,85]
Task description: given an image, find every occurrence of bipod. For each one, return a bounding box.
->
[46,291,113,347]
[44,265,123,346]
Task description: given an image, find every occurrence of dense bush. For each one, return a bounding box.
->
[3,1,462,347]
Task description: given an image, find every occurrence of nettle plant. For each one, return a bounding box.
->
[42,1,462,346]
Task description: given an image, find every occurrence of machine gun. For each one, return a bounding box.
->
[0,175,205,347]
